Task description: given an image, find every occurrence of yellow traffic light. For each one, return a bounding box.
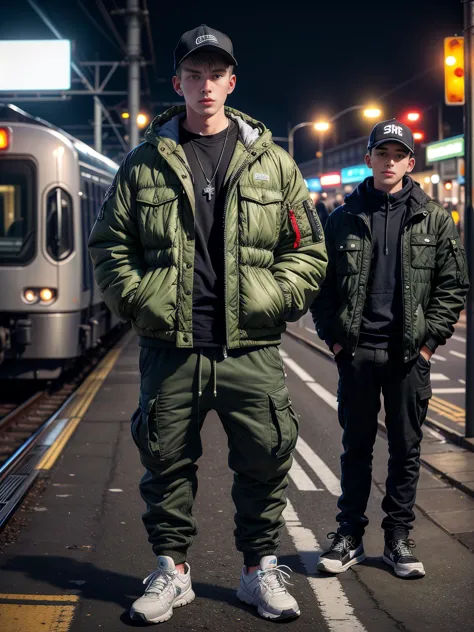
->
[444,37,465,106]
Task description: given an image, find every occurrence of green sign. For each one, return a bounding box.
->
[426,135,464,163]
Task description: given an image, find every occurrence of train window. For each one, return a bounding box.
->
[80,182,91,291]
[46,188,74,260]
[0,158,36,265]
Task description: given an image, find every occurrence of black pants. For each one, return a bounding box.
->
[336,347,432,540]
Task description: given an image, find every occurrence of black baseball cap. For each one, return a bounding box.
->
[174,24,238,72]
[367,118,415,154]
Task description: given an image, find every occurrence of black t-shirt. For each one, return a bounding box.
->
[180,119,238,347]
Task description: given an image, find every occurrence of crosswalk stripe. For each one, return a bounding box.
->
[295,437,341,497]
[284,500,368,632]
[430,373,449,381]
[450,350,467,359]
[289,457,321,491]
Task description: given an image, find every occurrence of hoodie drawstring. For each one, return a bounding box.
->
[384,196,390,256]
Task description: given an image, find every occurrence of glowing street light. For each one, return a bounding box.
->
[137,113,149,128]
[121,111,130,119]
[314,121,330,132]
[407,112,421,122]
[413,132,424,141]
[363,108,382,119]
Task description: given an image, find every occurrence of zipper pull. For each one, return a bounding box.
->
[222,345,228,359]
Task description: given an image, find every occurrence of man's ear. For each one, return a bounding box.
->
[172,75,184,97]
[406,156,416,174]
[365,152,372,169]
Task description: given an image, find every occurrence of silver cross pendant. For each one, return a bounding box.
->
[203,183,215,201]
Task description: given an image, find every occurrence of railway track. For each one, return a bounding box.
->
[0,325,129,530]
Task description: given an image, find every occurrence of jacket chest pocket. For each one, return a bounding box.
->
[335,238,362,275]
[239,186,283,249]
[410,234,437,269]
[136,188,179,247]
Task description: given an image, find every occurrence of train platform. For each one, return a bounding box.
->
[0,331,473,631]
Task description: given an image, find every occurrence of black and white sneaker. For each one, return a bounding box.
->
[383,538,425,578]
[317,532,365,574]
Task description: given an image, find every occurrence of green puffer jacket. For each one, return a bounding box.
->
[89,106,328,349]
[310,178,469,362]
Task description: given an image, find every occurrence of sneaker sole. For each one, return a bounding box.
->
[236,587,300,621]
[130,589,196,623]
[317,552,366,574]
[382,555,425,578]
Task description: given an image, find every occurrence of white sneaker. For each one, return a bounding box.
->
[130,556,195,623]
[237,556,300,621]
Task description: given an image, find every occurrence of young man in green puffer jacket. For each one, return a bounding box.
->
[311,119,469,580]
[89,24,327,624]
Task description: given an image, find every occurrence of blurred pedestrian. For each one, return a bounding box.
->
[89,24,327,624]
[311,119,469,579]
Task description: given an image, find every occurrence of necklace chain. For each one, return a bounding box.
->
[189,119,230,201]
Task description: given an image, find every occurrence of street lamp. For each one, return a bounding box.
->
[287,104,383,160]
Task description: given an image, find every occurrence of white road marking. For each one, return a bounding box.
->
[432,387,466,394]
[452,334,467,343]
[280,349,289,357]
[289,457,321,491]
[305,326,317,335]
[450,350,467,359]
[283,357,315,383]
[459,379,466,385]
[430,373,450,381]
[434,354,447,361]
[296,437,341,497]
[284,500,367,632]
[425,426,446,442]
[307,382,339,411]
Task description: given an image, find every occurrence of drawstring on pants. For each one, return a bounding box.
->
[197,349,203,397]
[197,350,218,399]
[212,358,217,397]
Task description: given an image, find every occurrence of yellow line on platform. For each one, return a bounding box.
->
[0,604,75,631]
[36,330,133,471]
[0,595,79,603]
[429,395,465,423]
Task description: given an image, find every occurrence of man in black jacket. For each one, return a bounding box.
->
[311,119,469,579]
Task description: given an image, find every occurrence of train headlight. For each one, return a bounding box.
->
[22,288,57,304]
[22,289,38,304]
[39,288,56,303]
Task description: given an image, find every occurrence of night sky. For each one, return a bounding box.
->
[0,0,465,163]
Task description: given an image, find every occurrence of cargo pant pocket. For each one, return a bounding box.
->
[268,385,299,459]
[130,388,159,458]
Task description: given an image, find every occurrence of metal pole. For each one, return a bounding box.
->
[320,135,325,175]
[464,0,474,437]
[127,0,141,150]
[94,97,102,153]
[288,128,295,159]
[93,65,102,153]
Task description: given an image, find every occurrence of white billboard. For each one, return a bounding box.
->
[0,40,71,91]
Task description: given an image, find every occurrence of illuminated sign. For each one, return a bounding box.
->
[426,135,464,163]
[341,164,371,184]
[304,178,322,192]
[320,173,341,187]
[0,40,71,91]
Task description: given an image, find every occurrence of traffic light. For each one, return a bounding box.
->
[444,37,465,106]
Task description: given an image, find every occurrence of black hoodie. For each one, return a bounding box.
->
[346,176,413,350]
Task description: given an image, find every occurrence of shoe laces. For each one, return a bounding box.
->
[142,569,173,595]
[258,564,293,594]
[327,532,357,554]
[391,538,415,557]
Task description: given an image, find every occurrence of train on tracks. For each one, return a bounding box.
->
[0,103,122,379]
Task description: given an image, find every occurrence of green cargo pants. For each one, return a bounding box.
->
[131,344,299,566]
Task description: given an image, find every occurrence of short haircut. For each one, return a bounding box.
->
[368,145,413,158]
[176,50,234,78]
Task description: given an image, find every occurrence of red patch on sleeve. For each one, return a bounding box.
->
[288,209,301,249]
